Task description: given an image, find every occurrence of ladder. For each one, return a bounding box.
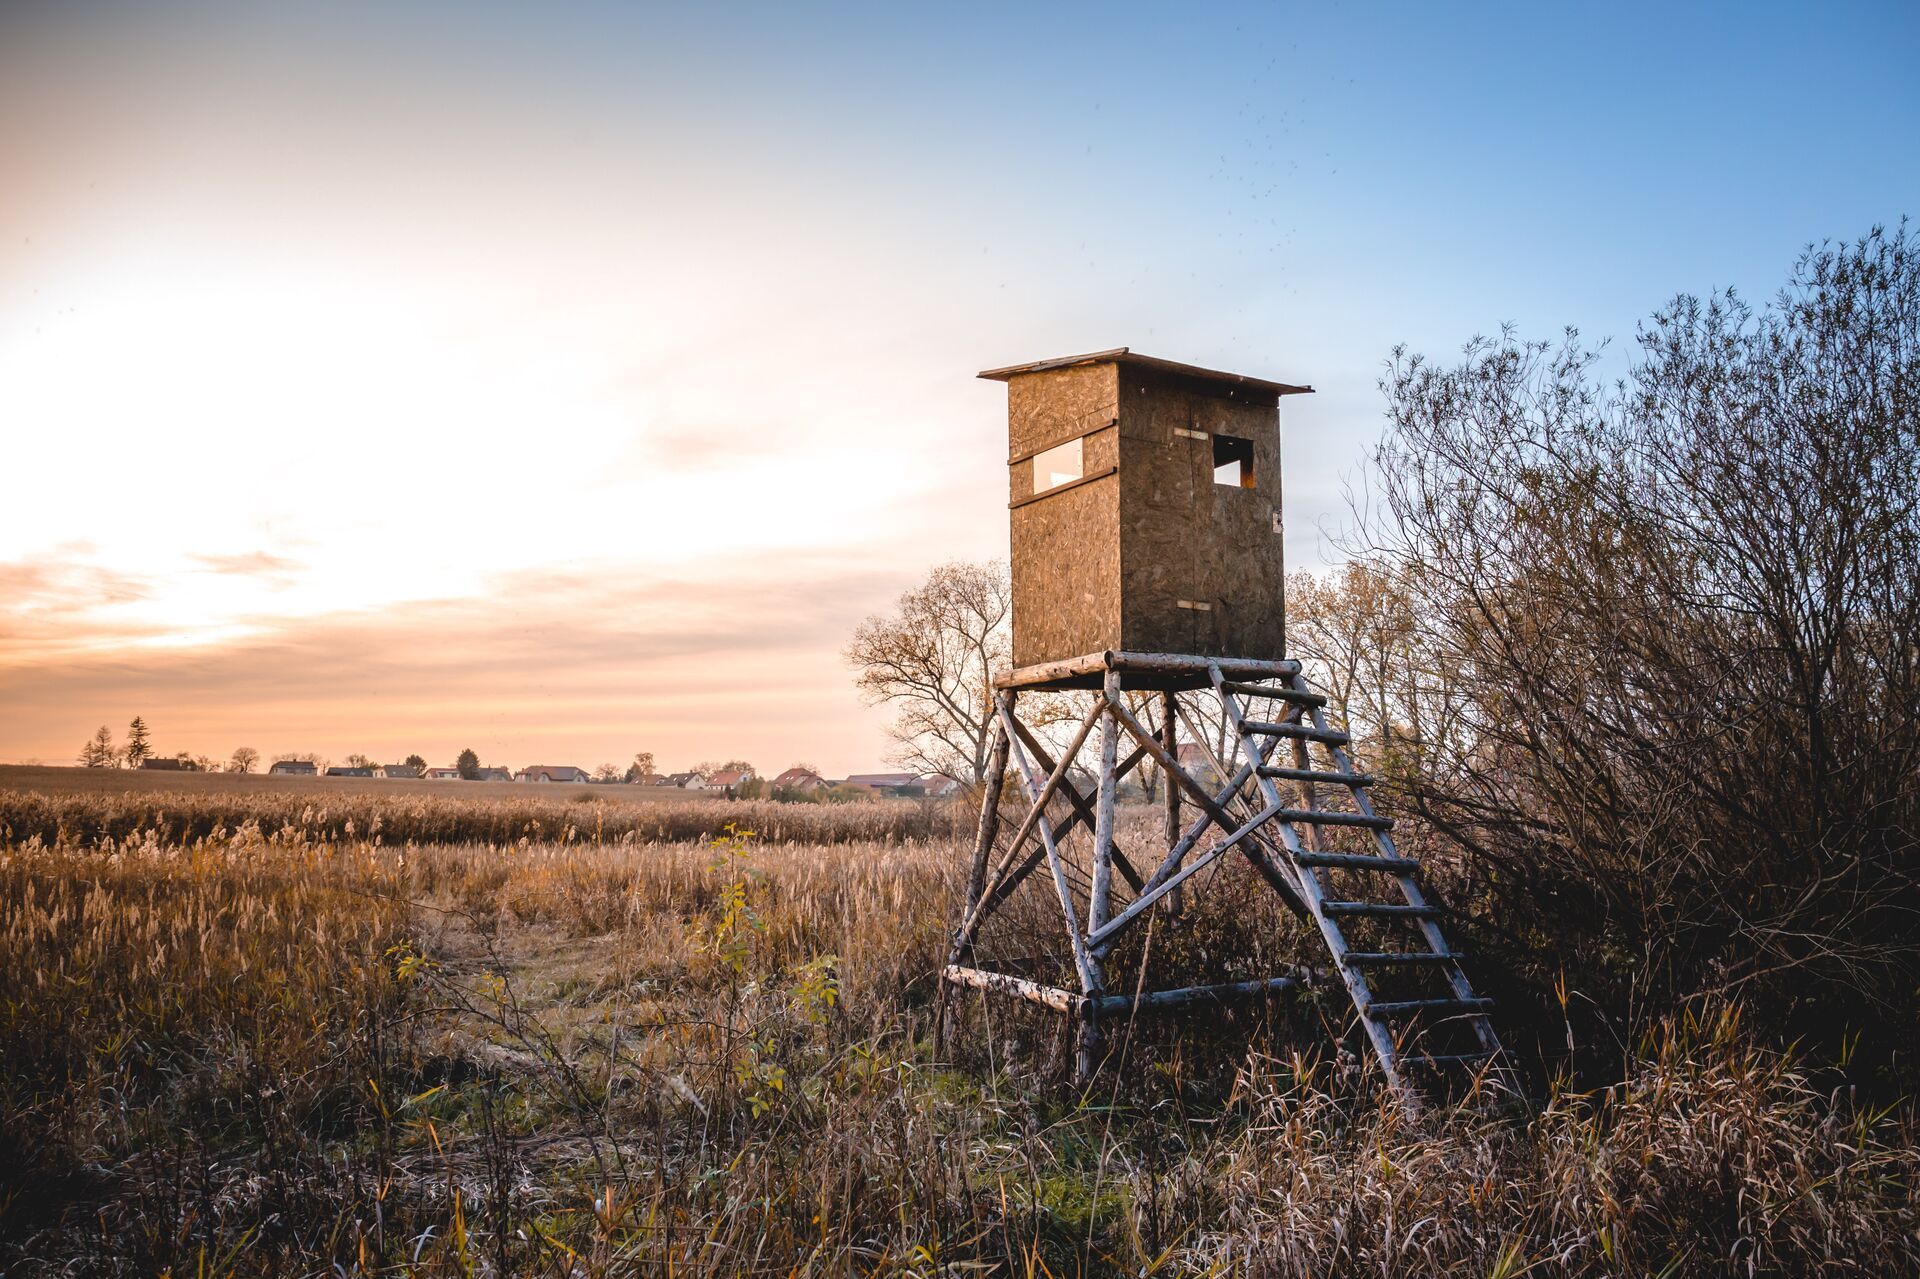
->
[1208,662,1507,1099]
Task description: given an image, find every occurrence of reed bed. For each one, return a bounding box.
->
[1,783,1914,1277]
[0,780,967,851]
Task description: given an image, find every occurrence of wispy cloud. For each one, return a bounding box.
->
[188,551,304,586]
[0,558,903,773]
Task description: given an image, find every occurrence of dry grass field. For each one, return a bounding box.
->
[0,765,734,805]
[0,765,961,849]
[1,771,1915,1277]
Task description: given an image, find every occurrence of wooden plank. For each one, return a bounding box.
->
[1367,997,1494,1017]
[996,650,1302,692]
[1168,696,1301,891]
[1094,974,1301,1016]
[1084,801,1285,950]
[942,965,1085,1016]
[1402,1052,1499,1068]
[960,721,1012,929]
[1134,756,1259,895]
[1089,673,1121,935]
[1005,417,1117,466]
[1243,720,1350,745]
[991,697,1107,895]
[1161,690,1182,916]
[1219,681,1328,707]
[1274,808,1393,830]
[1259,766,1373,787]
[1320,901,1439,918]
[1007,465,1117,510]
[1003,713,1144,892]
[1294,851,1420,871]
[954,695,1109,948]
[1001,706,1099,995]
[1341,951,1464,967]
[1102,698,1308,916]
[1110,652,1302,680]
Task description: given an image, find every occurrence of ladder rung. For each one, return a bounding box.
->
[1402,1051,1499,1068]
[1275,808,1392,830]
[1367,997,1494,1017]
[1244,721,1350,745]
[1342,951,1462,967]
[1259,766,1374,787]
[1219,681,1327,707]
[1294,852,1418,872]
[1321,901,1438,918]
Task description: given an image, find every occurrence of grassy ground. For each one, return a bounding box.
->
[1,777,1914,1276]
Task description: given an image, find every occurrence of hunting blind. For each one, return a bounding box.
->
[988,348,1303,668]
[942,348,1510,1104]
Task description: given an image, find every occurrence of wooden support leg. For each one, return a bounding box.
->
[1161,691,1182,917]
[959,720,1012,947]
[996,692,1104,1084]
[940,717,1012,1056]
[1081,675,1121,1082]
[1089,675,1120,936]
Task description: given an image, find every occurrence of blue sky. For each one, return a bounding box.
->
[1,0,1914,769]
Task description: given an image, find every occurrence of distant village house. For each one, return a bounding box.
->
[843,771,918,796]
[515,765,591,783]
[771,767,829,794]
[268,759,318,776]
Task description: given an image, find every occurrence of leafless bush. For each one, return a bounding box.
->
[1347,223,1920,1082]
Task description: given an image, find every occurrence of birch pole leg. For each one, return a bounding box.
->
[1083,674,1121,1081]
[959,719,1012,954]
[1161,691,1183,917]
[939,714,1011,1058]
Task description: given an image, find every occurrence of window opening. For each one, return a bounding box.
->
[1213,434,1254,488]
[1033,438,1084,493]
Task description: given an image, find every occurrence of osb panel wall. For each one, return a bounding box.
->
[1007,363,1119,459]
[1007,365,1123,668]
[1116,380,1200,656]
[1117,371,1286,661]
[1010,473,1121,667]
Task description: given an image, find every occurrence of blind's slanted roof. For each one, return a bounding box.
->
[978,348,1312,398]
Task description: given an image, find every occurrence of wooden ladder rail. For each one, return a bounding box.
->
[1224,672,1508,1073]
[1286,670,1507,1072]
[1206,662,1414,1101]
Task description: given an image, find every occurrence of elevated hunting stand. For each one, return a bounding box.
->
[942,348,1506,1101]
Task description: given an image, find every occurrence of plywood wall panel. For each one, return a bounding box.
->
[1000,356,1291,669]
[1007,364,1119,460]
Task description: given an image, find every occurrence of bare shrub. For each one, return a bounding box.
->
[1351,223,1920,1082]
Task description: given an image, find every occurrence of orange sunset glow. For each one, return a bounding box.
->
[4,3,1911,775]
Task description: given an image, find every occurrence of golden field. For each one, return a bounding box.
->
[1,770,1915,1277]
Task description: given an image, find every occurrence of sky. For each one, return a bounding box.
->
[2,1,1916,773]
